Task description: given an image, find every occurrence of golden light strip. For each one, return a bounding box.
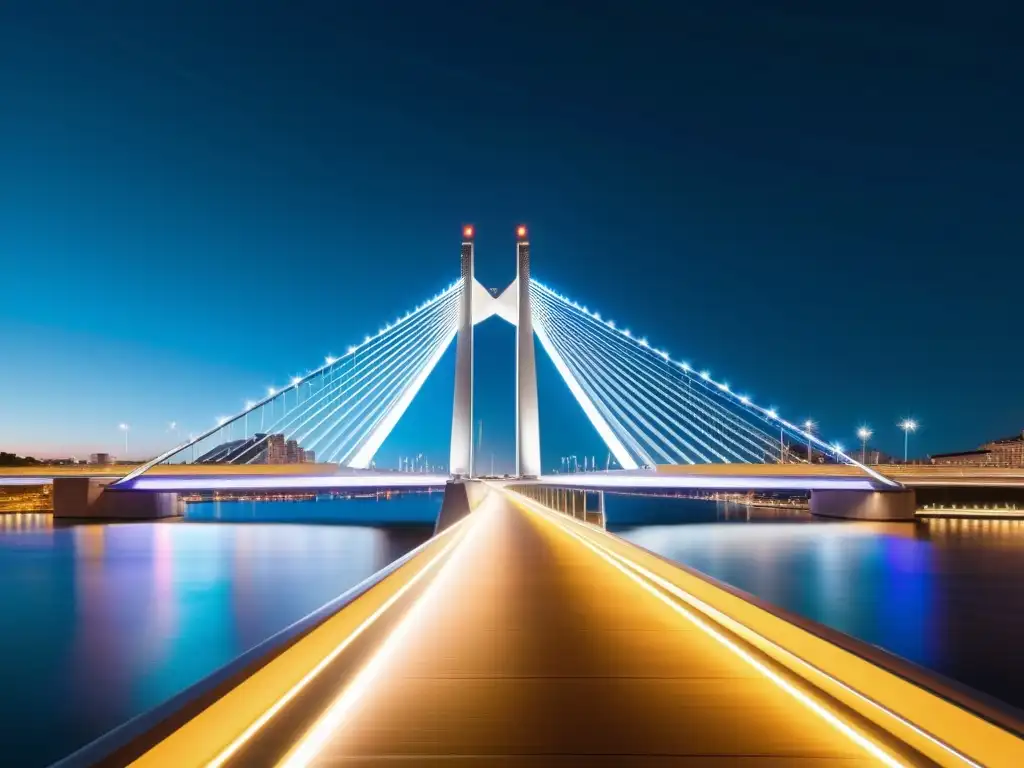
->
[201,517,472,768]
[511,491,911,768]
[274,499,495,767]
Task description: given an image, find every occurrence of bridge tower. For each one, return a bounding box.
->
[449,226,475,477]
[516,225,542,477]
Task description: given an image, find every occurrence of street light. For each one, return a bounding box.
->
[803,420,815,462]
[899,419,918,463]
[856,426,873,464]
[118,423,130,456]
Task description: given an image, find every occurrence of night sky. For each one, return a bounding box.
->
[2,1,1022,469]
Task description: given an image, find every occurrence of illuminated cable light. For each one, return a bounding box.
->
[217,416,229,426]
[766,408,778,419]
[364,335,372,344]
[607,320,615,329]
[325,356,337,365]
[718,382,730,392]
[738,395,750,405]
[623,329,631,337]
[638,337,649,347]
[347,346,358,355]
[700,370,711,380]
[245,400,256,410]
[593,312,601,321]
[268,387,277,396]
[680,361,691,371]
[292,376,302,386]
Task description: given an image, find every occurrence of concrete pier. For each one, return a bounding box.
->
[53,477,182,519]
[810,488,917,521]
[434,479,488,533]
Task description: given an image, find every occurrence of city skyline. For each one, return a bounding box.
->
[3,2,1022,465]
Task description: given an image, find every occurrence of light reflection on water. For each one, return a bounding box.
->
[0,514,433,767]
[610,495,1024,715]
[3,493,1024,764]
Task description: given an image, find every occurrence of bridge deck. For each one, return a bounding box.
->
[292,492,884,766]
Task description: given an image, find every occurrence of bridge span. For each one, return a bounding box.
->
[65,483,1024,767]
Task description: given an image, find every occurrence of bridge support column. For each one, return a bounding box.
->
[810,489,916,521]
[515,227,542,478]
[449,229,475,477]
[53,478,183,519]
[434,480,488,534]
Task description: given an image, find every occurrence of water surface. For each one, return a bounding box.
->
[0,509,434,766]
[610,494,1024,715]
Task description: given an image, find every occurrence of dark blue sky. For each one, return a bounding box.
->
[2,1,1021,467]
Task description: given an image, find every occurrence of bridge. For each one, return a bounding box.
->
[41,228,1024,766]
[48,224,927,521]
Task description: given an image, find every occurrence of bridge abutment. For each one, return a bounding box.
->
[810,488,916,521]
[53,477,183,519]
[434,479,488,533]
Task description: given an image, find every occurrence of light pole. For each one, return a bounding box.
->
[803,420,815,463]
[899,419,918,463]
[857,426,873,464]
[118,423,130,457]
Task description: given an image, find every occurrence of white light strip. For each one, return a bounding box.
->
[532,472,877,491]
[128,473,451,491]
[533,320,640,469]
[511,492,909,768]
[275,495,493,766]
[203,516,470,768]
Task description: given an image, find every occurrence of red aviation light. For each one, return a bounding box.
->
[516,225,527,238]
[463,225,474,239]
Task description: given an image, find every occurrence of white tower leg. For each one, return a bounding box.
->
[516,227,542,477]
[449,228,475,477]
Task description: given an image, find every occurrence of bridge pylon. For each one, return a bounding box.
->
[515,226,542,477]
[449,226,475,477]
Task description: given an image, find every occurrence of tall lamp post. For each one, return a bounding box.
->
[118,423,130,457]
[899,419,918,463]
[803,420,815,462]
[857,426,873,464]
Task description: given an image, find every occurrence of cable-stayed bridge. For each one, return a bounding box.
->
[97,224,913,519]
[45,229,1024,765]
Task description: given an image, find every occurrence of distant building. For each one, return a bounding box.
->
[303,449,316,463]
[89,453,112,465]
[265,434,287,464]
[930,430,1024,468]
[285,439,301,464]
